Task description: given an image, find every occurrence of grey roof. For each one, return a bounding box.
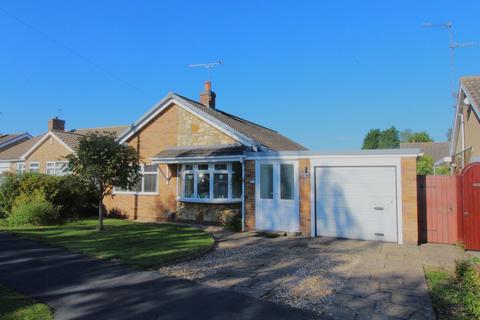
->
[70,125,129,137]
[174,94,307,151]
[400,142,450,162]
[153,145,248,159]
[0,133,31,151]
[0,135,44,161]
[462,76,480,109]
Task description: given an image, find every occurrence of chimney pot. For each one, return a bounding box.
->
[200,81,216,109]
[48,118,65,131]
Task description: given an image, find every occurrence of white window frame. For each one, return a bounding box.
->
[15,162,25,174]
[113,164,159,195]
[46,161,69,176]
[29,162,40,173]
[178,162,242,203]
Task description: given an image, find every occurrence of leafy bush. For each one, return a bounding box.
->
[0,173,97,221]
[8,191,61,226]
[417,155,434,175]
[225,214,242,232]
[456,259,480,318]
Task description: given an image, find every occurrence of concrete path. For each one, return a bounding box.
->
[0,233,322,320]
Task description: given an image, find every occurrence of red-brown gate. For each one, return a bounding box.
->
[461,163,480,250]
[418,176,459,244]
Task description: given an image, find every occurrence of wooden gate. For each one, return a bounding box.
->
[461,163,480,250]
[418,175,459,244]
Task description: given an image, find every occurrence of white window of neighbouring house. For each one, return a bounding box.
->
[114,164,158,194]
[46,161,68,176]
[15,163,25,174]
[260,163,273,199]
[29,162,40,173]
[179,162,242,203]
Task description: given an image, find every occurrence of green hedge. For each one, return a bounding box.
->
[0,173,97,221]
[8,190,61,227]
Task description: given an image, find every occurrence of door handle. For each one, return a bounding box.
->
[374,207,384,211]
[464,212,469,215]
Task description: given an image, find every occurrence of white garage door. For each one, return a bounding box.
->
[315,166,398,242]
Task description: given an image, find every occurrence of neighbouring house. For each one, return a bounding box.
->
[0,117,127,175]
[104,81,421,244]
[0,133,32,174]
[450,76,480,170]
[400,141,450,172]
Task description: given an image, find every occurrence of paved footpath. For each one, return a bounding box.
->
[0,233,322,320]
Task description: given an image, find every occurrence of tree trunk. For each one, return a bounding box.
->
[98,198,104,231]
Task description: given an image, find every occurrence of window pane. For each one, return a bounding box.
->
[184,164,193,171]
[29,163,39,173]
[144,164,157,172]
[56,162,68,176]
[197,172,210,198]
[281,164,294,200]
[198,164,209,170]
[214,163,227,170]
[260,164,273,199]
[143,174,157,192]
[232,162,242,199]
[214,173,228,198]
[185,174,194,198]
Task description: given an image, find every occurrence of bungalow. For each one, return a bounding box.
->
[450,76,480,170]
[0,133,32,174]
[105,82,421,244]
[0,118,127,175]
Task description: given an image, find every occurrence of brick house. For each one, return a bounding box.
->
[0,82,422,244]
[450,76,480,170]
[0,132,32,174]
[104,82,421,244]
[0,118,126,175]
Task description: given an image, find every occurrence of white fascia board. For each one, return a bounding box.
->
[117,93,258,149]
[245,151,421,161]
[21,132,74,160]
[151,155,245,164]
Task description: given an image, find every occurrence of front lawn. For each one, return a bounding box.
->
[425,258,480,320]
[2,219,214,269]
[0,284,53,320]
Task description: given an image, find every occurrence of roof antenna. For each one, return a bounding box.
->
[188,60,224,80]
[422,22,478,107]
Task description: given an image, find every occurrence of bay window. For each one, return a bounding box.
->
[179,162,242,202]
[114,164,158,194]
[15,163,25,174]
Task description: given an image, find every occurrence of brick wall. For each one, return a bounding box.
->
[176,202,240,224]
[298,159,311,235]
[244,160,256,229]
[401,157,419,244]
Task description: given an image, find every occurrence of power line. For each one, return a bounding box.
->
[0,4,151,97]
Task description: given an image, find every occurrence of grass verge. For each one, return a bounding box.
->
[2,218,214,269]
[0,284,52,320]
[425,258,480,320]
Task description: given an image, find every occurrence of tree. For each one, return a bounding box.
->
[362,129,381,149]
[399,129,413,143]
[446,128,453,142]
[407,131,433,143]
[66,133,140,230]
[378,126,400,149]
[417,155,434,175]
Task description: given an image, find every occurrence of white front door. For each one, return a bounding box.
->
[315,166,398,242]
[255,161,299,232]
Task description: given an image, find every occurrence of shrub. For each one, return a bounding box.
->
[456,258,480,318]
[0,173,97,221]
[225,214,242,232]
[8,191,61,227]
[0,173,22,218]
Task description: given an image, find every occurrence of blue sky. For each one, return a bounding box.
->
[0,1,479,150]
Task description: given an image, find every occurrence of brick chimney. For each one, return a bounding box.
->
[200,81,216,109]
[48,117,65,131]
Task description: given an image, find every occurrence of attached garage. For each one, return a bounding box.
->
[244,149,421,245]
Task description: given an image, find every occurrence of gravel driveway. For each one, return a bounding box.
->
[159,231,360,315]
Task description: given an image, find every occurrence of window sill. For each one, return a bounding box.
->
[113,191,159,196]
[178,198,242,204]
